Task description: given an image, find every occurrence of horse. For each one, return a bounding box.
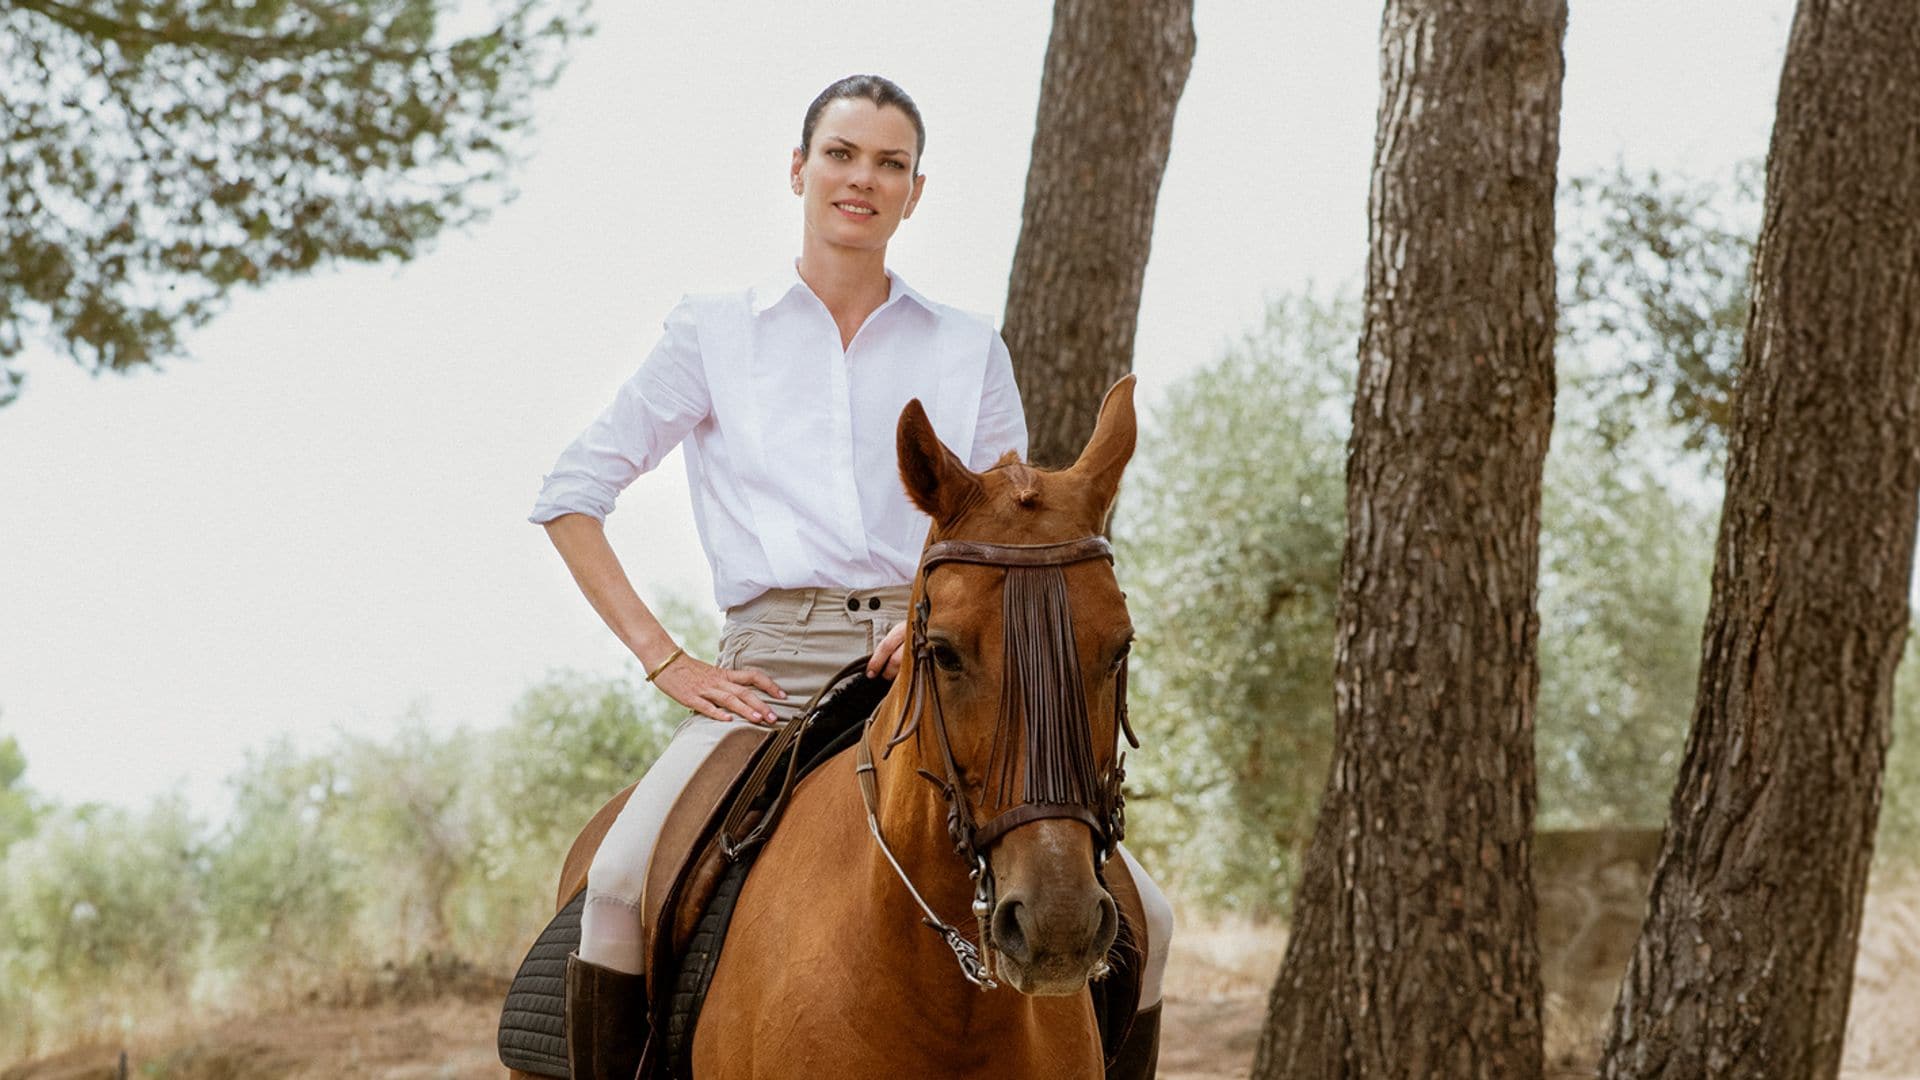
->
[512,375,1146,1079]
[690,376,1144,1078]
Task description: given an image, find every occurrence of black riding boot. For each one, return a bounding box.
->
[565,952,650,1080]
[1106,1002,1162,1080]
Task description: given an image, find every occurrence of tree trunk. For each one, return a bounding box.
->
[1597,4,1920,1077]
[1254,2,1565,1076]
[1001,0,1194,468]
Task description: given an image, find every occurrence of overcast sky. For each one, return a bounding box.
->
[0,1,1797,819]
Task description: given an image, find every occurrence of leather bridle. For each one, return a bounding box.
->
[855,534,1139,989]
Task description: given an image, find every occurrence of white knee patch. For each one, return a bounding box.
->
[1117,844,1174,1007]
[578,891,646,974]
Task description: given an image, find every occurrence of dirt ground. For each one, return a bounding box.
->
[7,889,1920,1079]
[0,993,1265,1080]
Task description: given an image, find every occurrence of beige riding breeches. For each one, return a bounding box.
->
[577,584,1175,1006]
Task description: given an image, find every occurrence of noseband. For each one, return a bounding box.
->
[855,535,1138,989]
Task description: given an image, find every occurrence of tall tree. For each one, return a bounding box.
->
[1252,1,1566,1076]
[0,0,584,407]
[1000,0,1194,467]
[1598,3,1920,1076]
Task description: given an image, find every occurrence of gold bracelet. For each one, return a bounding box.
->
[645,645,687,684]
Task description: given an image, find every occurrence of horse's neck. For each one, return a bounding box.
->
[859,698,980,932]
[844,703,1021,1019]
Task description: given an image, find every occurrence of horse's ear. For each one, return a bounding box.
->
[1065,374,1138,522]
[898,398,983,527]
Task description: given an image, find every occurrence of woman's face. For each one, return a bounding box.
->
[790,97,926,255]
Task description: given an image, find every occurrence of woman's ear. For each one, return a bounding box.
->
[897,398,982,527]
[902,171,926,220]
[791,146,805,194]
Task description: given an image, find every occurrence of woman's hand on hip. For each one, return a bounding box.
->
[868,620,909,680]
[654,657,786,726]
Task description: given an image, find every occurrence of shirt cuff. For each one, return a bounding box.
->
[527,474,618,524]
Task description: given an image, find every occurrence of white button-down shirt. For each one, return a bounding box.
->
[529,261,1029,609]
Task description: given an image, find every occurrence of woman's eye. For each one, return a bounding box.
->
[882,159,906,169]
[827,148,848,160]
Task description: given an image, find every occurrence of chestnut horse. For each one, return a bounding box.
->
[516,377,1144,1079]
[690,377,1143,1078]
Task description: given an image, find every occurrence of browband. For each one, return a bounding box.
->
[918,535,1114,572]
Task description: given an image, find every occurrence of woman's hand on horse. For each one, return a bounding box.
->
[655,657,786,726]
[868,619,908,680]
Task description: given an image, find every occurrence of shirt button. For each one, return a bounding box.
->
[846,597,860,611]
[867,597,881,610]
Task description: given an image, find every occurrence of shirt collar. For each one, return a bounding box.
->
[751,259,936,317]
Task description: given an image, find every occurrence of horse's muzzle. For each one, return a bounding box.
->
[987,820,1121,995]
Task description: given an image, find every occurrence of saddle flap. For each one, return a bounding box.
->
[638,724,771,1001]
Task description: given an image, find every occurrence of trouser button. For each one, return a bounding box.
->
[867,596,881,610]
[846,596,860,611]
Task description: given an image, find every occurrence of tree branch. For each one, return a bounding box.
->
[10,0,436,62]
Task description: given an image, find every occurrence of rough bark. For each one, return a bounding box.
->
[1253,1,1566,1076]
[1597,4,1920,1077]
[1001,0,1194,468]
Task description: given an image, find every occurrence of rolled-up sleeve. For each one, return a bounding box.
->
[968,329,1029,470]
[528,298,710,524]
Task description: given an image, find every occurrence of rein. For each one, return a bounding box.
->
[855,535,1138,989]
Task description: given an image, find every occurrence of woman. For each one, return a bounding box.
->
[529,75,1170,1078]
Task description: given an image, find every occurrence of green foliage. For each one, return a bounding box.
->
[1560,161,1761,461]
[330,709,481,959]
[1533,399,1715,828]
[0,723,40,855]
[1118,290,1354,914]
[1,797,204,998]
[203,739,356,992]
[1878,633,1920,871]
[0,0,589,405]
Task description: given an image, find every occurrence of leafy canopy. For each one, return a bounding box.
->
[0,0,587,406]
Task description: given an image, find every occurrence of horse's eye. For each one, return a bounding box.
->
[930,642,965,672]
[1109,642,1133,671]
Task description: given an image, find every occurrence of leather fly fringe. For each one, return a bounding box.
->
[987,564,1100,810]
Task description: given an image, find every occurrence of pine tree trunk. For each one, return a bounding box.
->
[1253,1,1565,1075]
[1597,4,1920,1076]
[1001,0,1194,468]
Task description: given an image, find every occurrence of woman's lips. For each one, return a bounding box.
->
[833,201,878,220]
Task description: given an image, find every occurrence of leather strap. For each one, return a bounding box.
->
[719,656,872,859]
[920,535,1114,571]
[970,801,1107,852]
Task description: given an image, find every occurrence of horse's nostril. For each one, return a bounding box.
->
[993,898,1033,963]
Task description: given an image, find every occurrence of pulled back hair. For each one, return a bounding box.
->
[800,75,926,175]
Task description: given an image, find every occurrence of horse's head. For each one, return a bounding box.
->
[887,376,1138,996]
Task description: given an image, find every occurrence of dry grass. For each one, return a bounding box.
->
[5,888,1919,1080]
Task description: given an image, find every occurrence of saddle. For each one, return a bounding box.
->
[497,659,1148,1079]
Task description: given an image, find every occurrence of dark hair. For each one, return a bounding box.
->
[800,75,926,175]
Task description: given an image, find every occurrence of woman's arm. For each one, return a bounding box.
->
[543,512,785,725]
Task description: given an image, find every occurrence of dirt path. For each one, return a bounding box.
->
[2,992,1259,1080]
[8,897,1919,1079]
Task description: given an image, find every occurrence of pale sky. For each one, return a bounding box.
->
[0,1,1796,818]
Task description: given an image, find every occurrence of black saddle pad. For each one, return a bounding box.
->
[497,891,582,1077]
